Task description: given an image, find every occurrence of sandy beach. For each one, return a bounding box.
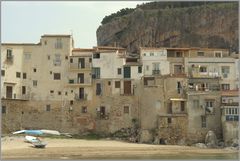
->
[1,136,239,160]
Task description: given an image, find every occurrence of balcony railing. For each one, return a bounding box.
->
[6,55,14,63]
[74,93,88,101]
[68,78,91,85]
[152,70,161,75]
[69,63,92,70]
[190,71,220,78]
[188,86,220,92]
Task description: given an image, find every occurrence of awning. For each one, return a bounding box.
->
[170,98,187,101]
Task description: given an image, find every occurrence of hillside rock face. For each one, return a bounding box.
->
[97,2,238,53]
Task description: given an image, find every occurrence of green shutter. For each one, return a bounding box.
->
[124,67,131,78]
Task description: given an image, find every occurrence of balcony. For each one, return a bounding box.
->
[69,63,92,71]
[68,78,91,86]
[5,55,14,63]
[152,70,161,75]
[188,86,220,92]
[190,71,220,78]
[2,93,30,101]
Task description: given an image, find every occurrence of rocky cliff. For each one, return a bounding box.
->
[97,2,238,53]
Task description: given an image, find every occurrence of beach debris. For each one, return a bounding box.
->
[32,141,47,148]
[205,130,217,148]
[194,143,207,148]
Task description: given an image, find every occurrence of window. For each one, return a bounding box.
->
[22,86,26,95]
[124,106,129,114]
[47,55,50,60]
[65,92,68,95]
[33,68,37,72]
[176,52,182,57]
[24,53,31,60]
[89,58,92,63]
[71,90,73,93]
[44,41,47,45]
[65,56,68,60]
[115,81,120,88]
[54,54,61,66]
[180,101,185,111]
[108,81,111,86]
[70,58,73,63]
[70,100,73,105]
[50,71,52,75]
[197,51,204,56]
[69,79,74,84]
[146,65,149,71]
[199,66,207,73]
[54,73,61,80]
[96,83,102,95]
[33,80,37,87]
[226,115,239,121]
[150,53,154,56]
[206,100,214,107]
[221,84,230,90]
[46,105,51,111]
[7,49,12,58]
[16,72,21,78]
[138,66,142,73]
[143,53,146,56]
[50,90,54,94]
[81,106,87,113]
[221,66,230,78]
[193,100,199,108]
[2,106,6,114]
[167,117,172,124]
[1,70,5,76]
[55,38,62,49]
[93,52,100,59]
[215,52,222,57]
[201,116,206,128]
[117,68,122,75]
[177,82,181,94]
[58,91,61,95]
[23,73,27,79]
[92,68,100,79]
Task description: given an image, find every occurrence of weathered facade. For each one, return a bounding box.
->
[1,36,238,145]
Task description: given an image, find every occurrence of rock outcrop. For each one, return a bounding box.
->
[97,2,238,53]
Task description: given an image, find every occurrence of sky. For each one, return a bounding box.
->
[2,1,150,48]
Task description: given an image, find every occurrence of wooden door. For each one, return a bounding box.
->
[6,86,12,98]
[124,81,131,94]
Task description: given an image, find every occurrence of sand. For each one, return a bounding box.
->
[1,136,239,159]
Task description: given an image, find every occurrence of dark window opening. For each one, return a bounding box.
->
[138,66,142,73]
[70,58,73,63]
[93,53,100,59]
[2,106,6,114]
[50,90,54,94]
[115,81,120,88]
[117,68,122,75]
[16,72,21,78]
[96,83,102,95]
[167,117,172,124]
[82,106,87,113]
[46,105,51,111]
[108,81,111,86]
[1,70,5,76]
[22,86,26,95]
[58,91,61,95]
[23,73,27,79]
[65,56,68,60]
[124,106,129,114]
[70,100,73,105]
[33,68,37,72]
[54,73,61,80]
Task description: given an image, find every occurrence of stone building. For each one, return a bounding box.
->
[1,35,238,145]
